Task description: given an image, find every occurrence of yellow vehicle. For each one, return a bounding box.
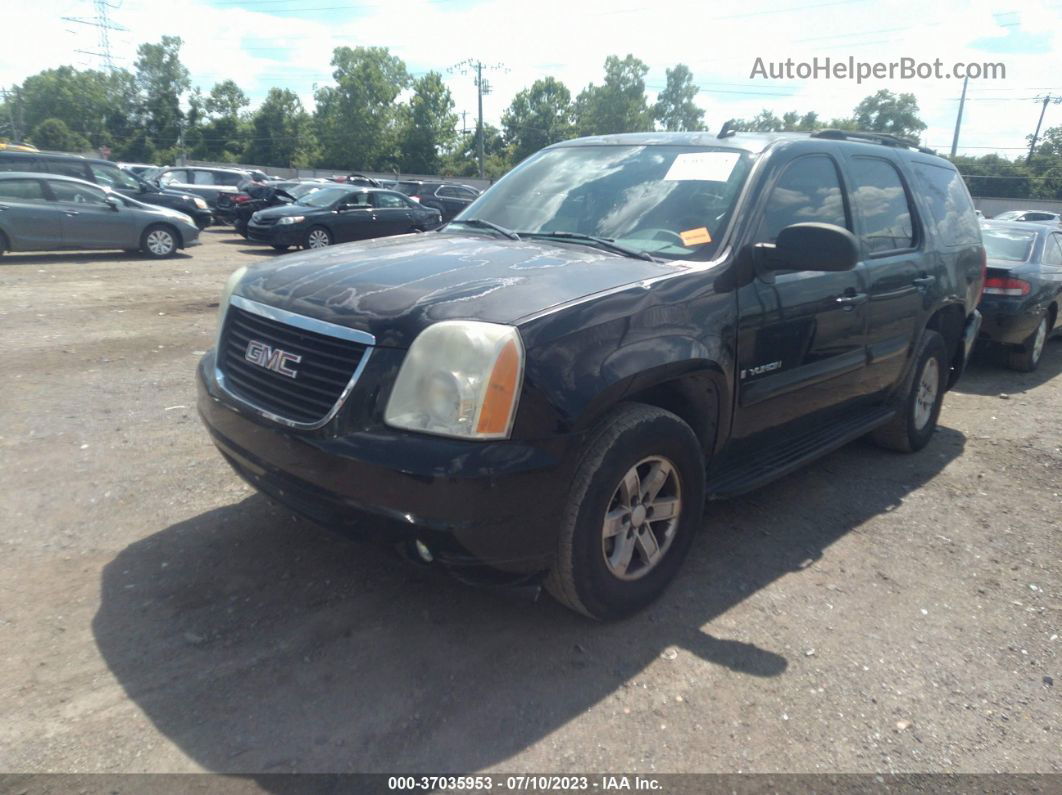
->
[0,142,39,153]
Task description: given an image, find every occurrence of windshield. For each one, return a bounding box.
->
[452,144,752,259]
[982,228,1037,262]
[295,186,351,207]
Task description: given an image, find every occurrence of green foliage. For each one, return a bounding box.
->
[574,55,653,136]
[245,88,318,169]
[442,124,507,179]
[314,46,409,170]
[502,77,575,163]
[398,72,457,174]
[28,118,91,152]
[134,36,191,151]
[652,65,704,132]
[853,89,926,140]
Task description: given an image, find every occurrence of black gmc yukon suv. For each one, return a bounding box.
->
[198,130,985,619]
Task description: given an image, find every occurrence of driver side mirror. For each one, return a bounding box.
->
[105,197,120,211]
[752,222,858,274]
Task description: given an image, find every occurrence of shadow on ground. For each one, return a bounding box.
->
[951,337,1062,396]
[0,250,192,266]
[93,427,964,775]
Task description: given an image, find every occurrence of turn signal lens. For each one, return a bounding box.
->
[476,339,521,436]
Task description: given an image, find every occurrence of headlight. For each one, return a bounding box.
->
[277,215,305,225]
[193,197,208,209]
[215,266,247,351]
[385,321,524,440]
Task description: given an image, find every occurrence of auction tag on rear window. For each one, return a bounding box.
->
[664,152,740,182]
[680,227,712,246]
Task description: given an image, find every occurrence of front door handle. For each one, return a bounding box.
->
[836,292,868,309]
[0,203,9,211]
[64,211,80,216]
[913,275,936,287]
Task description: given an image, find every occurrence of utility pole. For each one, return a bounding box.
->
[1027,94,1062,163]
[62,0,126,71]
[460,110,468,136]
[448,59,507,180]
[949,75,969,159]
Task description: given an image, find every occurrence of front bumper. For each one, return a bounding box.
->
[190,208,213,228]
[196,352,575,573]
[247,223,304,246]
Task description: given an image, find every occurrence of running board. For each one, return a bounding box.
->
[706,406,895,500]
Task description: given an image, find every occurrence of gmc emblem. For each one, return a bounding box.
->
[244,339,302,379]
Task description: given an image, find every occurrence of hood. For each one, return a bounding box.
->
[235,233,681,348]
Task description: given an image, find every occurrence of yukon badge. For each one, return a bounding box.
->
[245,339,302,379]
[740,360,782,380]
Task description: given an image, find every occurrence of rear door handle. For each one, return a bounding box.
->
[0,203,9,210]
[913,275,936,287]
[836,292,868,309]
[64,211,80,216]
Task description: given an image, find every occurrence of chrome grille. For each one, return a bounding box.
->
[217,297,373,427]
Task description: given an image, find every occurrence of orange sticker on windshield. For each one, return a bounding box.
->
[680,227,712,246]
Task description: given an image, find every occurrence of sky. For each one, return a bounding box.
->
[2,0,1061,158]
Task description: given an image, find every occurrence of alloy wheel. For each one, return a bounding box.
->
[913,356,939,430]
[601,456,682,581]
[146,229,174,256]
[307,229,331,248]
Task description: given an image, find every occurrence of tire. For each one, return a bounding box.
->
[0,230,8,256]
[271,244,291,252]
[1007,314,1049,373]
[234,220,248,238]
[140,224,178,259]
[871,330,948,453]
[545,403,705,620]
[304,226,332,249]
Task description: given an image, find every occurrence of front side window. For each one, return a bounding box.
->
[457,144,753,259]
[158,170,185,186]
[847,157,916,253]
[0,178,47,202]
[341,192,371,208]
[49,181,108,205]
[755,154,848,244]
[90,163,141,191]
[981,227,1037,262]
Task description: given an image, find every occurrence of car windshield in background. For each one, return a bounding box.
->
[295,186,350,207]
[982,228,1038,262]
[453,145,753,260]
[287,183,326,199]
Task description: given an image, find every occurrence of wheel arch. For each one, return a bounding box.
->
[922,301,967,390]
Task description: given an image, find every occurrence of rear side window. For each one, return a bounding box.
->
[912,163,980,246]
[159,170,186,186]
[455,187,478,200]
[38,159,90,180]
[847,157,916,253]
[0,178,47,202]
[211,171,245,187]
[755,154,848,243]
[1025,212,1055,222]
[1044,234,1062,266]
[396,182,420,195]
[0,154,37,172]
[374,191,411,209]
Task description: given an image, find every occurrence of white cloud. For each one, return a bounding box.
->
[2,0,1059,157]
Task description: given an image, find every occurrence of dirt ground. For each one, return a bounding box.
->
[0,230,1058,777]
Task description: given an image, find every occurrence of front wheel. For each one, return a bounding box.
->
[140,224,178,259]
[545,403,705,620]
[304,226,332,249]
[871,329,948,453]
[1007,314,1049,372]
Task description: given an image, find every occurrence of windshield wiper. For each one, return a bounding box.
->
[521,231,656,262]
[446,218,520,240]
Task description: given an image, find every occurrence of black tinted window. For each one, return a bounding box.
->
[912,163,980,246]
[38,159,90,180]
[0,178,46,202]
[374,191,410,208]
[49,181,108,205]
[0,154,37,172]
[455,187,478,200]
[848,157,915,253]
[756,155,847,243]
[211,171,246,187]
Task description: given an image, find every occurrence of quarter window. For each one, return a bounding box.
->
[0,179,47,202]
[1044,235,1062,266]
[848,157,916,253]
[912,163,980,246]
[755,155,848,243]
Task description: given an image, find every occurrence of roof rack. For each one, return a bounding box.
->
[810,129,936,155]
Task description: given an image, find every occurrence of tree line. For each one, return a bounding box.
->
[1,37,1059,199]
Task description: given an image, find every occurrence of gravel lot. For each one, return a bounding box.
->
[0,230,1058,776]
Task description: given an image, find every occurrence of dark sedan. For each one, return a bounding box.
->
[247,186,442,250]
[977,220,1062,371]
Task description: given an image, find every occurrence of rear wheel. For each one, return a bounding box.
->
[545,403,705,620]
[304,226,332,249]
[140,224,178,259]
[871,330,947,453]
[1007,314,1049,372]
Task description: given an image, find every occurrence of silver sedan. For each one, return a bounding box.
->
[0,172,201,258]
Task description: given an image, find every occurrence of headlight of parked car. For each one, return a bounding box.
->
[193,197,208,209]
[385,321,524,440]
[277,216,305,225]
[215,266,247,351]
